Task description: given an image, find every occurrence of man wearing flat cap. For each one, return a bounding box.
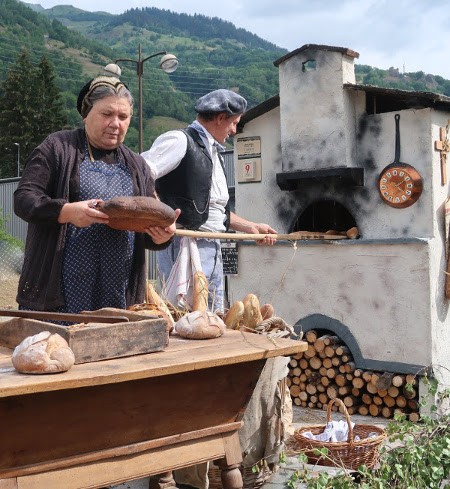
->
[142,89,276,314]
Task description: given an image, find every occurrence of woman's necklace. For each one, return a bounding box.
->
[85,133,117,164]
[86,137,96,162]
[86,136,95,163]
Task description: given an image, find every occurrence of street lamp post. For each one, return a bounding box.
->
[115,44,178,153]
[13,142,20,177]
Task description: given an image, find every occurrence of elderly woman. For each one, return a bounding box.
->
[14,72,178,313]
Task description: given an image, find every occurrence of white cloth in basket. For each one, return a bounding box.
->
[302,420,355,443]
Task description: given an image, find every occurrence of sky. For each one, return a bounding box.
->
[23,0,450,79]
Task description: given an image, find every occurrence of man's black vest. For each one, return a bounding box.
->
[156,127,229,230]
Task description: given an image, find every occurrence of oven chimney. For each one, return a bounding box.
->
[274,44,360,173]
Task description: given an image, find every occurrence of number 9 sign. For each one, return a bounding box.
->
[237,158,261,183]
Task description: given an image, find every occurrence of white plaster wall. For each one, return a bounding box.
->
[230,88,450,385]
[228,241,433,368]
[354,108,434,239]
[234,108,282,228]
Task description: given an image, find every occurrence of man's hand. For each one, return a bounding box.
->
[251,223,277,245]
[229,211,277,245]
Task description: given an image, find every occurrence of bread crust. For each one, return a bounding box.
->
[174,311,226,339]
[192,271,209,312]
[144,281,175,331]
[224,300,245,329]
[242,293,263,329]
[97,196,176,232]
[127,302,174,332]
[260,303,275,320]
[12,332,75,374]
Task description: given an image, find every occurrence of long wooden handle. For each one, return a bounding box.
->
[0,309,130,323]
[175,229,348,241]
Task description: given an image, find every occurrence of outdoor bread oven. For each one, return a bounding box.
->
[227,44,450,403]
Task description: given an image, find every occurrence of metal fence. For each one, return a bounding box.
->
[0,177,27,243]
[222,150,234,188]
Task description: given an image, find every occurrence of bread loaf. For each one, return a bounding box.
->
[12,331,75,374]
[97,196,176,232]
[174,311,226,339]
[127,302,174,332]
[242,293,263,329]
[144,281,175,331]
[192,271,209,312]
[260,303,274,320]
[224,300,244,329]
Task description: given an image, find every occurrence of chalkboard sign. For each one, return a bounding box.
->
[221,241,238,275]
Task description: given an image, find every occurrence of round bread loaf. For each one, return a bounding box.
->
[175,311,226,339]
[12,331,75,374]
[97,196,176,232]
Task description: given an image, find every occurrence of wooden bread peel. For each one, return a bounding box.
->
[175,229,355,241]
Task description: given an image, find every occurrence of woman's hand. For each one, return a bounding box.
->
[58,200,110,228]
[145,208,181,244]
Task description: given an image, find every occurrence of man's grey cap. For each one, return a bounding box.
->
[194,89,247,115]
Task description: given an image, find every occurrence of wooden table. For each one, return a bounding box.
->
[0,330,306,489]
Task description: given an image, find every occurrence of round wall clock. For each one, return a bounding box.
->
[377,162,423,208]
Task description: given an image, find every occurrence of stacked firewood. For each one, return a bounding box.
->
[287,330,420,421]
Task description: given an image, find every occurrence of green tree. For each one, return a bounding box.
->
[0,49,35,178]
[0,50,67,178]
[34,55,67,135]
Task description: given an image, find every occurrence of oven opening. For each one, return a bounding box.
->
[293,199,357,233]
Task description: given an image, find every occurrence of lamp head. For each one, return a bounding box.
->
[160,53,178,73]
[104,63,122,77]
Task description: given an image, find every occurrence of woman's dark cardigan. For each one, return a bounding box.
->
[14,127,168,311]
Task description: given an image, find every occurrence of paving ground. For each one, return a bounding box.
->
[0,270,19,309]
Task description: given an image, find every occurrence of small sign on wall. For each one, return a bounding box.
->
[221,241,238,275]
[237,136,261,183]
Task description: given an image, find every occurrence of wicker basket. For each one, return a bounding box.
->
[208,463,273,489]
[293,398,386,470]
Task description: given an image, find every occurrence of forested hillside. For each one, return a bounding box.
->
[1,0,450,155]
[1,0,288,150]
[34,3,450,98]
[35,4,286,112]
